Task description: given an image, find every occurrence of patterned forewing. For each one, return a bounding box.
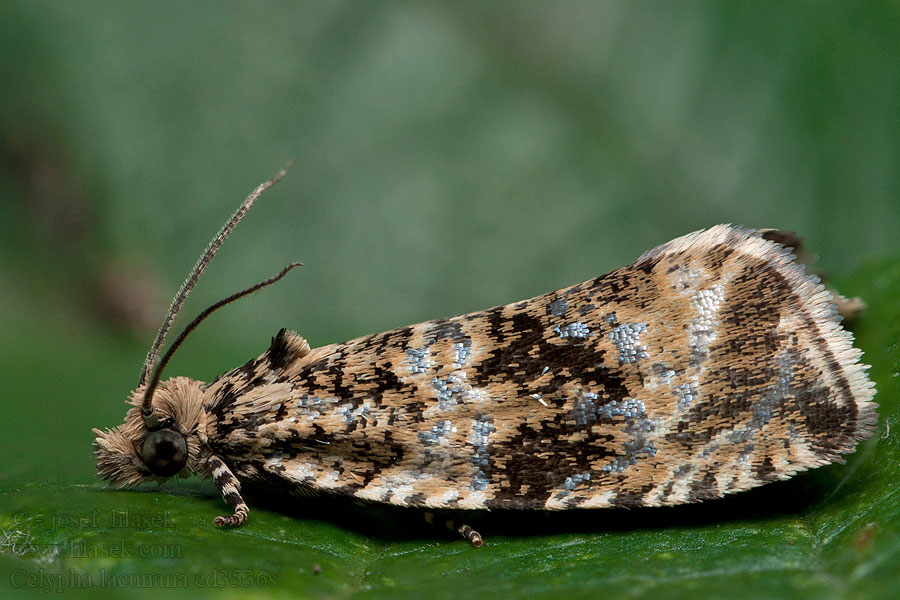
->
[205,226,875,511]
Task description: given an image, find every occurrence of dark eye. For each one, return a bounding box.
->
[140,428,187,477]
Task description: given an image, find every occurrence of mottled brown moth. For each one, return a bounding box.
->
[94,169,877,547]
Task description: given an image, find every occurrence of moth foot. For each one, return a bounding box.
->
[213,511,247,527]
[458,523,483,547]
[209,454,248,528]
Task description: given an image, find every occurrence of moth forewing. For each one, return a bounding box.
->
[94,185,877,548]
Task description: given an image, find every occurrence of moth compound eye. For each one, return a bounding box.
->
[140,428,187,477]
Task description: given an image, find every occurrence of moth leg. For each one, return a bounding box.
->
[457,523,484,548]
[208,455,249,527]
[424,512,484,547]
[759,228,865,320]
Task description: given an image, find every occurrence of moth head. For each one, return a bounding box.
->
[93,168,299,487]
[93,377,206,487]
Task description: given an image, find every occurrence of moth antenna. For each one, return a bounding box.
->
[139,165,291,389]
[141,262,303,428]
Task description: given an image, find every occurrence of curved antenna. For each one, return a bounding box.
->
[139,165,290,388]
[141,262,302,427]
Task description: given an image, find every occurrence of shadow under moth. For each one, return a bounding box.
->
[94,168,877,547]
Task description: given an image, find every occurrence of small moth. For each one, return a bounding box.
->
[94,169,877,547]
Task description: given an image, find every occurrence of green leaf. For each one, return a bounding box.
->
[1,254,897,600]
[2,3,900,598]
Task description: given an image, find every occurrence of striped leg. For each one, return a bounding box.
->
[425,512,484,547]
[209,455,249,527]
[457,523,483,547]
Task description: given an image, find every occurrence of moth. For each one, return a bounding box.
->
[94,169,877,547]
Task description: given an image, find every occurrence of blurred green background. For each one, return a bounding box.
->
[1,2,899,599]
